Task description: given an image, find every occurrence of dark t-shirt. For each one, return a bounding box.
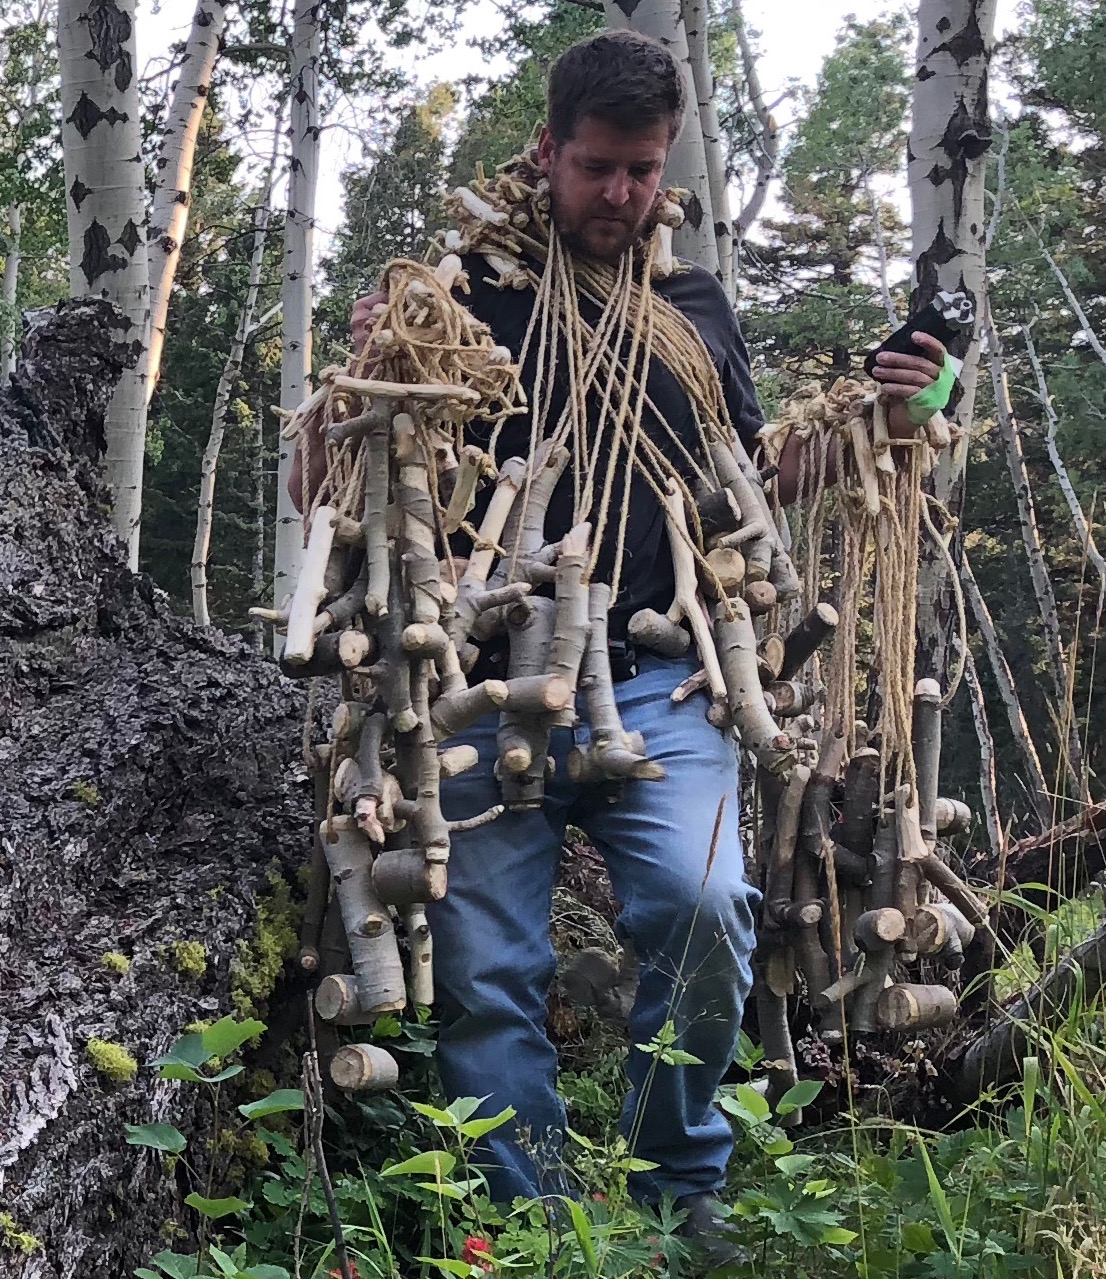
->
[454,253,763,635]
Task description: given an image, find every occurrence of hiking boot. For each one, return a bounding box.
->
[674,1193,750,1272]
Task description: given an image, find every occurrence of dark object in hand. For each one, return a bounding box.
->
[863,289,974,379]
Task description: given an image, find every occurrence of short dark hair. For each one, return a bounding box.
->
[546,29,687,145]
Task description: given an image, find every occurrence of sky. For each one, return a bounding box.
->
[135,0,1020,252]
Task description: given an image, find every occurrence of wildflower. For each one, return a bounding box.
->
[591,1191,608,1203]
[329,1262,362,1279]
[463,1236,494,1272]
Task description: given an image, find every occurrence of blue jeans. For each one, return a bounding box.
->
[427,652,760,1203]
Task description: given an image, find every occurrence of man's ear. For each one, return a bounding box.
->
[537,124,557,174]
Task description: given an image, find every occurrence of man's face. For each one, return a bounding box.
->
[537,115,671,263]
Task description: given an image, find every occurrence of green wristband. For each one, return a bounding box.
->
[906,352,957,424]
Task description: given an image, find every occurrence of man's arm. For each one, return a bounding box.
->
[287,289,387,514]
[773,331,949,506]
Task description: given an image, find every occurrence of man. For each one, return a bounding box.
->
[298,28,946,1246]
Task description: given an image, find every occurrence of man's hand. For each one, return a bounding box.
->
[871,331,949,438]
[351,288,388,356]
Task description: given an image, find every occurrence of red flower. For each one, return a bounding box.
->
[329,1263,362,1279]
[462,1236,494,1272]
[591,1192,608,1203]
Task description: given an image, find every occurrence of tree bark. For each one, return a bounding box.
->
[682,0,732,292]
[146,0,229,403]
[251,393,266,652]
[58,0,151,570]
[1,202,20,385]
[192,134,279,627]
[603,0,720,276]
[961,646,1004,856]
[960,549,1051,830]
[909,0,996,688]
[986,304,1088,804]
[274,0,321,622]
[729,0,777,257]
[0,300,311,1279]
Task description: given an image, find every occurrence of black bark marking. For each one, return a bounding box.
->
[611,0,642,13]
[69,176,93,211]
[927,161,952,186]
[79,219,128,287]
[84,0,134,92]
[66,91,127,139]
[118,219,142,257]
[936,15,951,31]
[917,64,935,81]
[198,7,213,25]
[938,98,992,222]
[714,220,728,237]
[933,5,986,68]
[683,190,704,231]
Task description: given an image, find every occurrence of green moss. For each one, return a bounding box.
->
[0,1212,42,1255]
[85,1037,138,1084]
[168,940,208,979]
[70,779,101,805]
[183,1019,213,1037]
[230,872,301,1019]
[100,951,130,975]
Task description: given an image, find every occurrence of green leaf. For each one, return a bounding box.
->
[914,1136,958,1255]
[901,1221,937,1254]
[446,1096,485,1125]
[373,1013,403,1039]
[146,1251,201,1279]
[663,1048,705,1066]
[416,1259,472,1279]
[152,1033,212,1078]
[775,1153,817,1178]
[201,1015,266,1059]
[207,1244,238,1277]
[135,1271,163,1279]
[566,1126,595,1150]
[241,1267,291,1279]
[776,1079,823,1115]
[416,1180,468,1200]
[821,1227,858,1246]
[238,1089,304,1120]
[123,1122,188,1154]
[202,1064,245,1084]
[615,1156,660,1172]
[735,1083,772,1122]
[411,1101,456,1125]
[183,1192,250,1219]
[566,1198,599,1278]
[382,1150,457,1178]
[459,1107,515,1140]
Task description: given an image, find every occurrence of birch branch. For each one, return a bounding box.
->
[730,0,778,253]
[862,169,898,327]
[961,644,1005,857]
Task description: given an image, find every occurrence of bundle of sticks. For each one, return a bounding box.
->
[254,159,985,1098]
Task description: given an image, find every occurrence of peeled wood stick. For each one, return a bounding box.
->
[317,558,369,633]
[442,445,490,535]
[362,410,391,617]
[912,678,942,850]
[284,506,337,663]
[847,414,881,517]
[484,439,555,595]
[569,584,665,784]
[780,603,839,681]
[697,486,742,541]
[394,416,440,626]
[868,814,897,911]
[330,1042,400,1091]
[451,455,527,648]
[764,764,811,925]
[764,680,817,718]
[405,906,434,1007]
[876,983,957,1031]
[894,782,929,932]
[919,852,989,927]
[925,409,952,450]
[498,596,557,808]
[372,847,447,905]
[409,658,450,864]
[758,634,786,684]
[517,442,571,560]
[279,631,374,679]
[319,816,405,1013]
[380,551,418,732]
[935,797,972,834]
[912,902,975,968]
[547,522,592,724]
[714,597,795,773]
[671,667,710,703]
[431,679,510,740]
[401,622,466,698]
[299,763,333,973]
[871,396,895,475]
[316,974,379,1025]
[663,481,727,696]
[707,437,800,598]
[703,546,746,598]
[755,977,801,1121]
[331,373,482,403]
[839,747,880,857]
[438,744,478,778]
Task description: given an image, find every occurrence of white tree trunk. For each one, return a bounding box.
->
[729,0,777,257]
[252,394,265,652]
[147,0,229,403]
[58,0,151,569]
[191,146,277,627]
[908,0,996,686]
[986,305,1088,803]
[603,0,720,276]
[0,203,20,385]
[962,646,1005,856]
[273,0,321,626]
[1022,324,1106,622]
[682,0,732,292]
[960,549,1051,830]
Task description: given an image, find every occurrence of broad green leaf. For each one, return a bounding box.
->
[152,1033,211,1077]
[201,1015,265,1059]
[776,1079,823,1115]
[459,1107,515,1140]
[411,1101,455,1125]
[373,1013,403,1039]
[124,1122,187,1154]
[381,1150,457,1178]
[901,1221,937,1254]
[184,1192,250,1219]
[146,1251,201,1279]
[821,1227,858,1246]
[566,1198,599,1278]
[207,1244,238,1277]
[663,1048,705,1066]
[416,1180,467,1199]
[241,1267,291,1279]
[135,1270,163,1279]
[914,1137,958,1255]
[566,1127,595,1150]
[775,1153,817,1178]
[256,1126,296,1157]
[446,1096,485,1125]
[417,1260,472,1279]
[615,1157,660,1172]
[735,1083,771,1122]
[238,1088,304,1120]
